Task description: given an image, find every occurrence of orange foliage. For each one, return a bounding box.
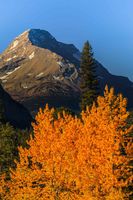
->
[0,86,132,200]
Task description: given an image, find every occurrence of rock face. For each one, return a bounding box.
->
[0,29,133,113]
[0,84,32,129]
[0,29,80,113]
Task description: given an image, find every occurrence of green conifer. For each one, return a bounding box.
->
[80,41,99,110]
[0,123,16,174]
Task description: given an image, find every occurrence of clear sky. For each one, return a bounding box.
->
[0,0,133,80]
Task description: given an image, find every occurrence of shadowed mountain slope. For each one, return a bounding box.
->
[0,84,32,129]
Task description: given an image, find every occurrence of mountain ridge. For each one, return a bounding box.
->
[0,29,132,113]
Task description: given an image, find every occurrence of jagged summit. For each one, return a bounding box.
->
[29,29,80,63]
[13,29,57,47]
[29,29,56,44]
[18,29,77,49]
[2,29,80,65]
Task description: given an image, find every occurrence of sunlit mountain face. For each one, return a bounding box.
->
[0,29,133,114]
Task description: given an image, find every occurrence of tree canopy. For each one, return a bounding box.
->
[0,87,132,200]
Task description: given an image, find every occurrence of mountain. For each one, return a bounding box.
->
[0,29,133,113]
[0,84,32,129]
[95,61,133,109]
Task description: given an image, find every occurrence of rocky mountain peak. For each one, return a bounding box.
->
[0,29,132,114]
[9,29,56,48]
[28,29,56,45]
[28,29,81,64]
[0,29,81,112]
[1,29,80,66]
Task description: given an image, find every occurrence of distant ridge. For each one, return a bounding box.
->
[0,84,32,129]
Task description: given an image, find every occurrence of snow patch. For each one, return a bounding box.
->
[27,73,32,76]
[13,55,17,59]
[5,55,17,62]
[22,85,28,89]
[57,61,65,67]
[10,66,21,73]
[36,72,44,78]
[2,80,7,83]
[15,30,29,40]
[53,75,61,80]
[6,71,14,75]
[0,75,8,80]
[0,66,22,80]
[6,58,12,62]
[10,40,19,49]
[29,52,35,59]
[73,52,81,61]
[18,30,29,37]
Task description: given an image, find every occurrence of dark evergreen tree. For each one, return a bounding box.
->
[80,41,99,110]
[0,99,6,124]
[0,97,31,175]
[0,123,17,174]
[0,123,31,175]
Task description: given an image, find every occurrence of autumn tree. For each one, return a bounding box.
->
[1,87,132,200]
[53,106,75,119]
[80,41,99,110]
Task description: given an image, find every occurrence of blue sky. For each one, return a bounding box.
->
[0,0,133,80]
